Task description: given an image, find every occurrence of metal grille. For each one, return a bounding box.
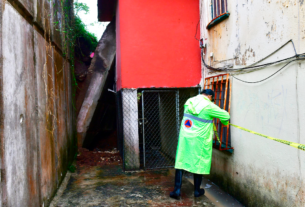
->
[204,74,233,151]
[139,89,199,170]
[117,88,199,171]
[141,91,178,169]
[212,0,228,19]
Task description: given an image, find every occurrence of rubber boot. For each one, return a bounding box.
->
[194,173,205,197]
[170,169,183,199]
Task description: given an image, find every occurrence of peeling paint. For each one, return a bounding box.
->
[200,0,305,206]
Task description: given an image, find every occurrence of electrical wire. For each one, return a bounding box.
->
[201,40,305,83]
[201,40,303,72]
[194,0,203,41]
[231,58,304,83]
[202,50,299,72]
[194,19,200,41]
[196,3,302,83]
[247,39,297,67]
[201,50,304,72]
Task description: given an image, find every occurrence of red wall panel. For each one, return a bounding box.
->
[117,0,201,90]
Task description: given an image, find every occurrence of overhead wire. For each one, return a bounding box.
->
[246,39,297,67]
[196,3,303,83]
[231,59,304,83]
[201,40,304,72]
[201,40,305,83]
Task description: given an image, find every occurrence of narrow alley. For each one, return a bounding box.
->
[0,0,304,206]
[50,149,215,207]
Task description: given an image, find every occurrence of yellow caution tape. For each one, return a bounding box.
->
[213,124,222,145]
[229,123,305,152]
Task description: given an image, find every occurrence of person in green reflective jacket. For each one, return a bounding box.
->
[170,89,230,199]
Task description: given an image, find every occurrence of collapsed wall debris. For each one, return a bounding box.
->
[77,18,116,147]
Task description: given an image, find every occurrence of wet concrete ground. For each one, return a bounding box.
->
[51,164,215,207]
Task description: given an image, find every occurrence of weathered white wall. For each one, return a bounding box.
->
[200,0,305,206]
[3,5,38,206]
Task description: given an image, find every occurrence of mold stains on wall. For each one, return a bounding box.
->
[239,47,256,66]
[265,20,281,42]
[207,22,231,66]
[207,151,305,207]
[234,44,241,66]
[0,0,76,206]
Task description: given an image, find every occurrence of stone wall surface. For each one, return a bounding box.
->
[34,0,53,35]
[200,0,305,206]
[0,0,76,206]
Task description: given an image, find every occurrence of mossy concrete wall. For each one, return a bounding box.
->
[0,0,76,206]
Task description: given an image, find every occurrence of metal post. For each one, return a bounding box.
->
[142,91,146,169]
[226,77,232,149]
[219,74,229,150]
[204,78,207,89]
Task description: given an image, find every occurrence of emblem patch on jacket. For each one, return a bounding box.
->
[184,119,193,129]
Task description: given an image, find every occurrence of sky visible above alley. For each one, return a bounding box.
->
[76,0,109,40]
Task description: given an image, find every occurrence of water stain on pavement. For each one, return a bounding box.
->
[53,149,214,206]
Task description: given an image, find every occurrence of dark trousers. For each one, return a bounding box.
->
[171,169,204,196]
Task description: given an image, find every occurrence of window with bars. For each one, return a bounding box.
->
[207,0,230,29]
[204,74,233,152]
[211,0,228,19]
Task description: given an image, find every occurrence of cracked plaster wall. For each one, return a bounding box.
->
[200,0,305,206]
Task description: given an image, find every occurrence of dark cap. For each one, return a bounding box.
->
[201,89,215,97]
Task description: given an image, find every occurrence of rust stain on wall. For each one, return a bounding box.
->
[0,0,76,206]
[54,49,69,183]
[207,21,231,68]
[42,44,57,205]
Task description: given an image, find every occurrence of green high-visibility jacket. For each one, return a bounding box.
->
[175,95,230,174]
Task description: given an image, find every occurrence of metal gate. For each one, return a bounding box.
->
[140,89,199,170]
[141,90,178,169]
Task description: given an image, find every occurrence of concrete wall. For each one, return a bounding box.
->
[122,89,140,170]
[200,0,305,206]
[0,0,75,206]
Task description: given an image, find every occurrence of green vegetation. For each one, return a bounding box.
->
[56,0,98,108]
[73,16,98,52]
[73,2,89,14]
[73,2,98,51]
[68,163,76,173]
[60,1,98,57]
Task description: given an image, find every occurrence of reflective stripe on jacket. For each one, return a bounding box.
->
[174,95,230,174]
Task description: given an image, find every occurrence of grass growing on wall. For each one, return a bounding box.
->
[74,16,98,52]
[43,1,99,172]
[58,1,98,107]
[73,2,98,51]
